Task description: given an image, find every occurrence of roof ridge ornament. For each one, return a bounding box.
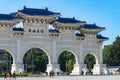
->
[58,16,60,19]
[73,17,75,20]
[45,7,48,11]
[24,6,27,9]
[93,23,96,26]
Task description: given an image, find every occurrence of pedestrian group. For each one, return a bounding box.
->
[4,71,16,80]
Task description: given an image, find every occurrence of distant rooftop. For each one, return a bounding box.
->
[18,6,60,16]
[82,24,105,30]
[97,34,108,39]
[54,17,86,24]
[75,32,85,37]
[0,14,18,21]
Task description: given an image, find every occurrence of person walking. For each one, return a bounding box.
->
[12,71,16,80]
[49,70,52,78]
[9,72,12,80]
[4,72,7,80]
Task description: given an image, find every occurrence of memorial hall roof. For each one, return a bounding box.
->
[54,17,86,24]
[0,14,18,21]
[18,6,60,16]
[96,34,108,39]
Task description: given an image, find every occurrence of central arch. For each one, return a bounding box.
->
[23,47,49,73]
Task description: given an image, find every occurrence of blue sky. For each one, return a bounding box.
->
[0,0,120,46]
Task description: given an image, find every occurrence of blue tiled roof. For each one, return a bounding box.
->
[55,17,86,24]
[13,27,24,31]
[75,32,85,37]
[10,12,18,17]
[49,29,59,33]
[96,34,108,39]
[18,6,60,16]
[0,14,17,20]
[82,24,105,30]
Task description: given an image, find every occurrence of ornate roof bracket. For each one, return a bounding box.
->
[96,34,109,42]
[79,24,105,34]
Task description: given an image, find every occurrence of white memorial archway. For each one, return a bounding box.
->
[0,6,108,75]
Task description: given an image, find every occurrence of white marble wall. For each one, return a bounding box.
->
[0,22,104,75]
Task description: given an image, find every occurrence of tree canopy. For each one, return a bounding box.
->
[58,51,76,73]
[103,36,120,66]
[84,54,96,71]
[23,48,48,73]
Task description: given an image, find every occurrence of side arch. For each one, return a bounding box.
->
[83,53,98,65]
[57,49,78,64]
[0,48,14,72]
[0,48,15,63]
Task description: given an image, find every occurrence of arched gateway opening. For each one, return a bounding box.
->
[84,53,96,74]
[23,48,48,73]
[58,51,76,74]
[0,50,13,73]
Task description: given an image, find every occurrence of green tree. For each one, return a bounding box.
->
[84,54,96,71]
[23,48,48,73]
[103,45,112,66]
[0,50,13,72]
[58,51,76,73]
[103,36,120,66]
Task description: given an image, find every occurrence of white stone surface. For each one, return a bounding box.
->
[1,76,120,80]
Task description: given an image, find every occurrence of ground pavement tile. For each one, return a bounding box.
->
[0,75,120,80]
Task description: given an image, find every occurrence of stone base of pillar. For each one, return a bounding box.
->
[100,64,108,75]
[92,64,100,75]
[71,64,79,75]
[92,64,107,75]
[11,63,24,74]
[46,64,52,74]
[46,64,61,75]
[11,63,16,73]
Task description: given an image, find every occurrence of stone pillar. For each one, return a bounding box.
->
[11,36,24,74]
[79,41,86,75]
[16,38,22,65]
[52,38,57,63]
[92,42,107,75]
[92,64,100,75]
[99,43,107,74]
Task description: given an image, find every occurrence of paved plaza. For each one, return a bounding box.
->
[1,76,120,80]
